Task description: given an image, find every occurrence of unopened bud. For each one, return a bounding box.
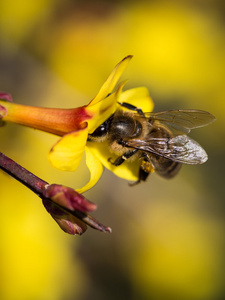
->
[43,184,97,212]
[0,92,13,102]
[42,198,87,235]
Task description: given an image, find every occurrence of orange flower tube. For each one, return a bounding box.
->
[0,100,92,136]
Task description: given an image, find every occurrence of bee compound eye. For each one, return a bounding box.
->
[90,120,108,137]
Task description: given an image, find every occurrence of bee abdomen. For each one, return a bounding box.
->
[151,155,182,179]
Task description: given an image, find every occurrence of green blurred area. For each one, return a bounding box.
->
[0,1,224,299]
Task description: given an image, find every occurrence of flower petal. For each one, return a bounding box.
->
[86,93,117,133]
[87,81,126,133]
[118,87,154,112]
[48,124,88,171]
[89,55,133,106]
[87,142,140,182]
[76,146,104,193]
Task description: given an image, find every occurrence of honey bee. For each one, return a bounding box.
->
[88,102,216,184]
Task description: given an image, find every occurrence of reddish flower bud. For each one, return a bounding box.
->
[42,198,87,235]
[0,92,13,102]
[43,184,97,212]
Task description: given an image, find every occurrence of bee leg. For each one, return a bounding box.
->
[108,149,138,166]
[139,168,150,182]
[129,168,150,186]
[130,153,153,186]
[118,102,145,117]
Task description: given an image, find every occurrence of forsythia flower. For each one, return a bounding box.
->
[0,56,154,192]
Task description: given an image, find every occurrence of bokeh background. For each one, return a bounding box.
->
[0,1,224,299]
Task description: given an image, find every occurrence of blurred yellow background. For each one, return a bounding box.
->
[0,1,224,299]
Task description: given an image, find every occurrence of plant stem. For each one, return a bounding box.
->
[0,152,48,195]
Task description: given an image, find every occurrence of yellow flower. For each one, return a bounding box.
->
[0,56,154,192]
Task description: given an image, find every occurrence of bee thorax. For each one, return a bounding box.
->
[109,140,131,156]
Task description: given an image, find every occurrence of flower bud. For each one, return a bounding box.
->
[0,92,13,102]
[43,184,97,212]
[42,198,87,235]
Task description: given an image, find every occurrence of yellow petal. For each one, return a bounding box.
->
[118,87,154,112]
[48,124,88,171]
[89,55,133,106]
[87,81,127,133]
[86,93,116,134]
[76,146,104,193]
[87,142,140,182]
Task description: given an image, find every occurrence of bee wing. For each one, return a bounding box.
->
[126,135,208,165]
[145,110,216,134]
